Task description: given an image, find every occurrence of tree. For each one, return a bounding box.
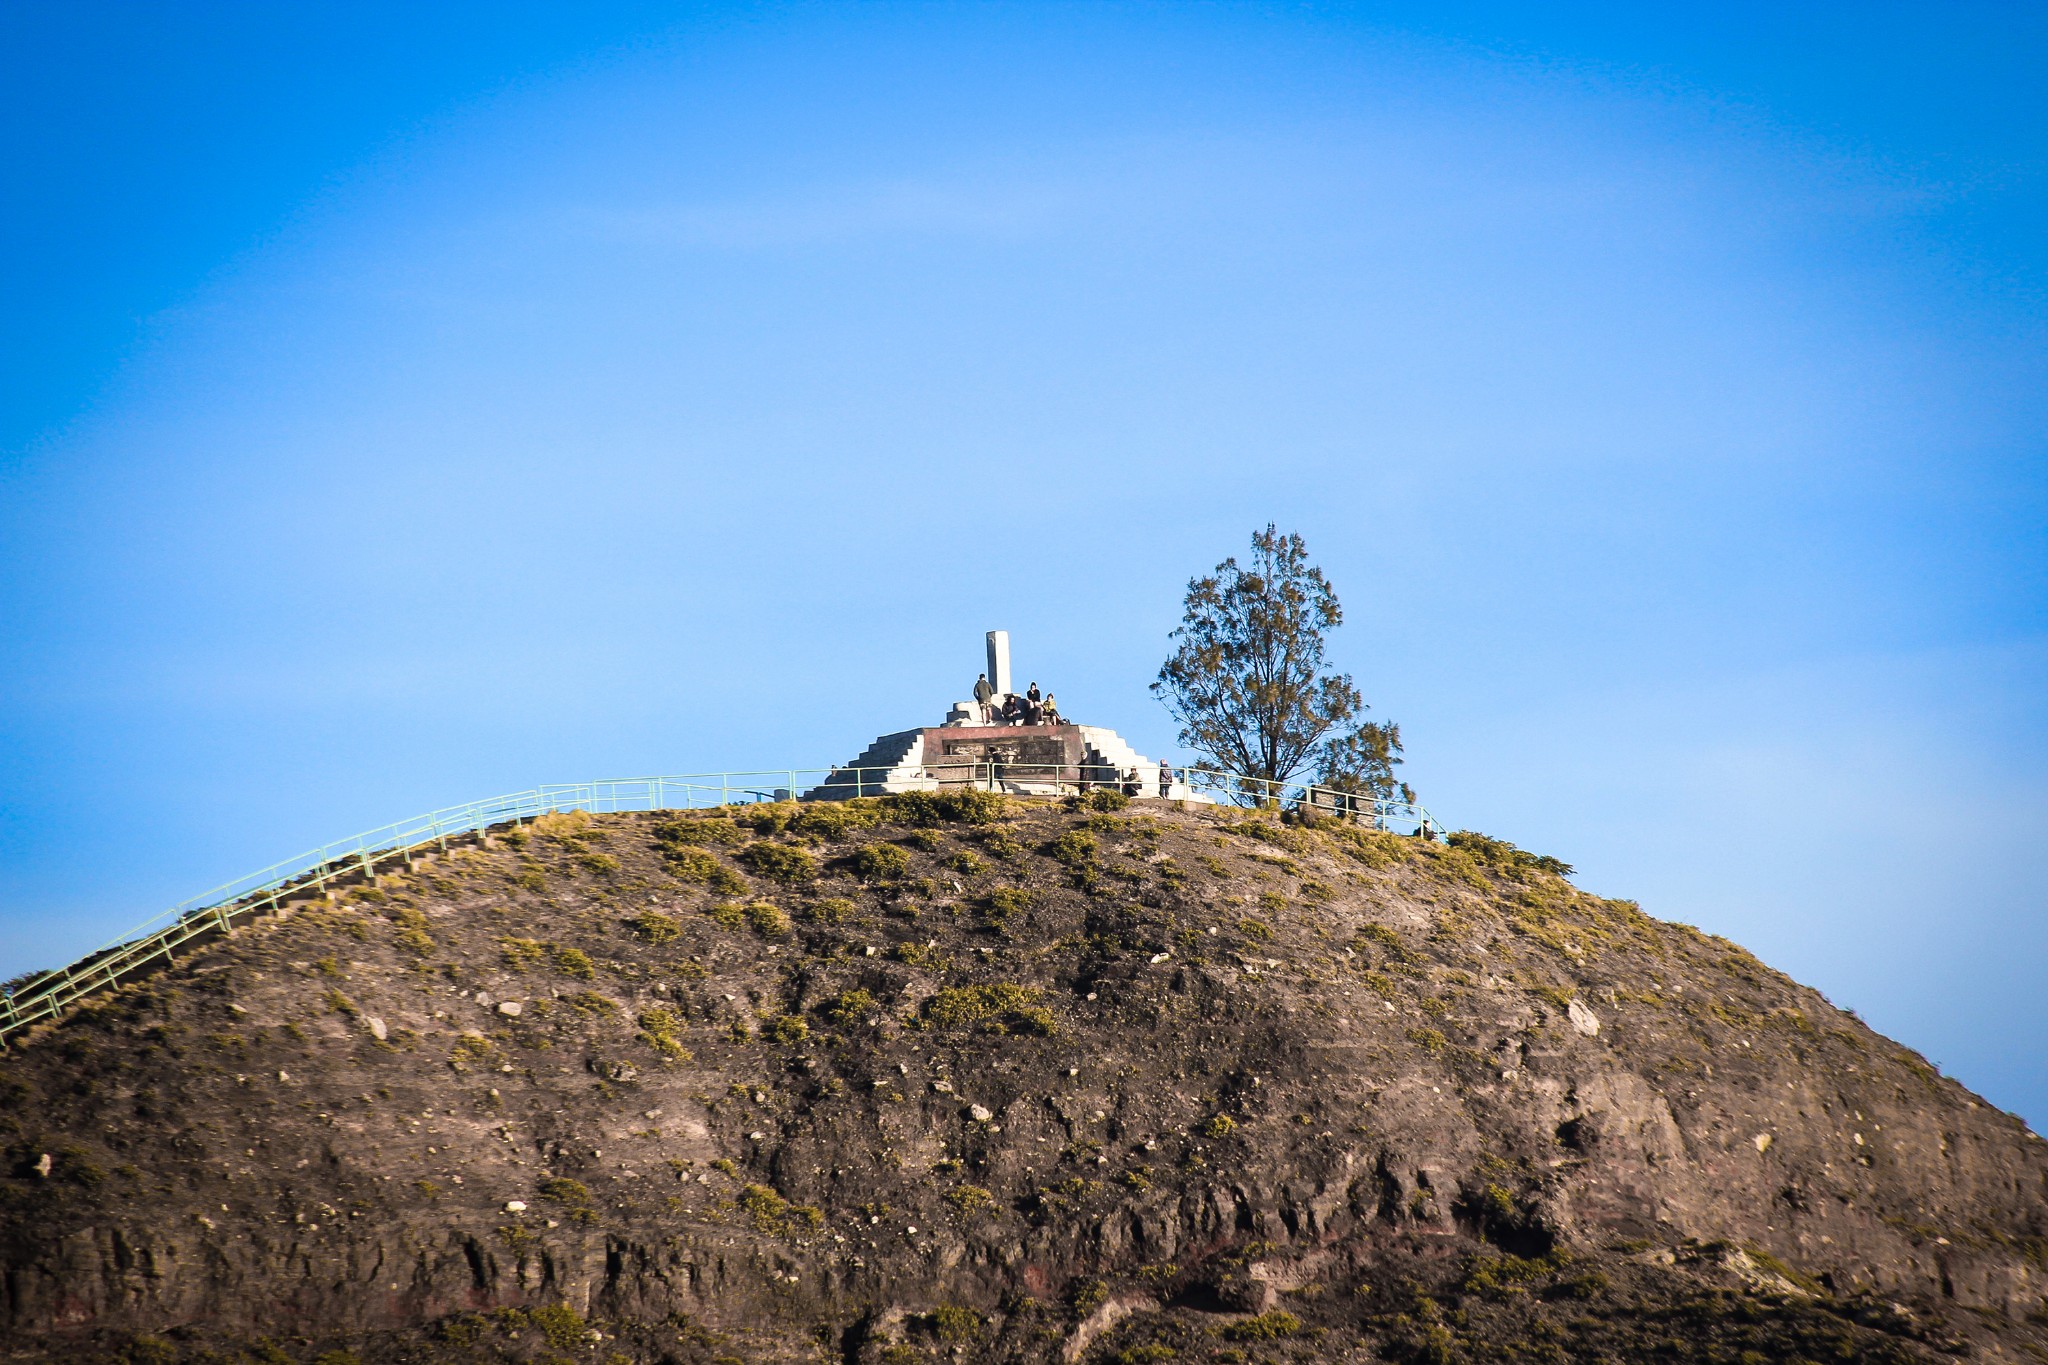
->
[1152,525,1404,799]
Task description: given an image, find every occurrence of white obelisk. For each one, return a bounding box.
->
[985,630,1012,698]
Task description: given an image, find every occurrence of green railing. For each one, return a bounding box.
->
[0,763,1439,1045]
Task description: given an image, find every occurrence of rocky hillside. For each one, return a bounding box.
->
[2,791,2045,1365]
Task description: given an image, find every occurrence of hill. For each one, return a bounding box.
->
[1,792,2044,1364]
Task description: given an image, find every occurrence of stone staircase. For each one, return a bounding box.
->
[801,728,930,800]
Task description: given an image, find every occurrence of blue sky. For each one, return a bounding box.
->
[2,3,2043,1122]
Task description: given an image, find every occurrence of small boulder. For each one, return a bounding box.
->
[968,1104,994,1123]
[504,1200,527,1213]
[497,1001,522,1017]
[364,1016,387,1041]
[32,1153,51,1179]
[1567,1000,1601,1037]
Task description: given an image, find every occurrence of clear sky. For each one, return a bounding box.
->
[3,3,2043,1122]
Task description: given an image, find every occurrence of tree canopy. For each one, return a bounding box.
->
[1152,525,1405,799]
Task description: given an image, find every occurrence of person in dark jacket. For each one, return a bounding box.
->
[972,673,994,723]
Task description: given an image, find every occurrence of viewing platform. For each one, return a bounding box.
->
[803,629,1197,800]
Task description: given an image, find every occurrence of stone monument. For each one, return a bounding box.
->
[804,632,1198,800]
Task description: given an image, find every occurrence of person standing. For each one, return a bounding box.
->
[973,672,994,723]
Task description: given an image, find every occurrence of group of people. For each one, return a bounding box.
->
[971,674,1060,726]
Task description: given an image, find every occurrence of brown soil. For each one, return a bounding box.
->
[1,792,2044,1365]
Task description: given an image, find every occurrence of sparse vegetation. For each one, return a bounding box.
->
[924,983,1056,1035]
[851,843,912,880]
[739,842,817,885]
[0,797,2030,1365]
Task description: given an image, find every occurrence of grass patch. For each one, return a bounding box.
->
[851,843,912,881]
[740,842,818,885]
[1219,1311,1299,1341]
[925,983,1056,1036]
[632,909,680,943]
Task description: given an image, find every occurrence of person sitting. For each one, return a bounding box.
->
[1000,693,1022,725]
[1026,682,1042,705]
[1121,767,1143,797]
[1023,695,1043,725]
[1042,693,1061,724]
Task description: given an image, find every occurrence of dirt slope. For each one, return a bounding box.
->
[1,791,2044,1365]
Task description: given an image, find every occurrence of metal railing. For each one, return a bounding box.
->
[0,762,1440,1045]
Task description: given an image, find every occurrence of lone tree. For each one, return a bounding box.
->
[1153,525,1406,800]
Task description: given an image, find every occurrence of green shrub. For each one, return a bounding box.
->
[1200,1114,1237,1139]
[449,1034,498,1071]
[737,1182,789,1229]
[1220,1310,1299,1341]
[823,988,878,1027]
[1406,1026,1447,1053]
[740,842,817,885]
[526,1303,585,1350]
[512,867,547,893]
[664,844,750,895]
[922,1305,983,1342]
[1445,830,1573,878]
[763,1013,809,1045]
[1046,830,1098,867]
[983,887,1031,924]
[733,1182,821,1234]
[1082,789,1128,812]
[882,788,1008,827]
[633,909,681,942]
[707,901,746,929]
[945,1184,995,1215]
[551,946,595,979]
[851,843,912,880]
[743,901,793,939]
[499,937,545,971]
[654,817,744,847]
[392,906,434,955]
[567,991,619,1017]
[788,801,882,840]
[576,852,620,876]
[925,983,1056,1035]
[806,897,857,925]
[538,1177,593,1222]
[1236,917,1272,941]
[978,829,1025,859]
[1111,1345,1177,1365]
[1351,923,1413,962]
[637,1007,690,1060]
[950,850,986,875]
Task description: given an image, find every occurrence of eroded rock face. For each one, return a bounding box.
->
[0,797,2043,1364]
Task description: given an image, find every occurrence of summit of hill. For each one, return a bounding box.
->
[2,791,2045,1364]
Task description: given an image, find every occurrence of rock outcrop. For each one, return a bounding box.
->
[1,793,2044,1363]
